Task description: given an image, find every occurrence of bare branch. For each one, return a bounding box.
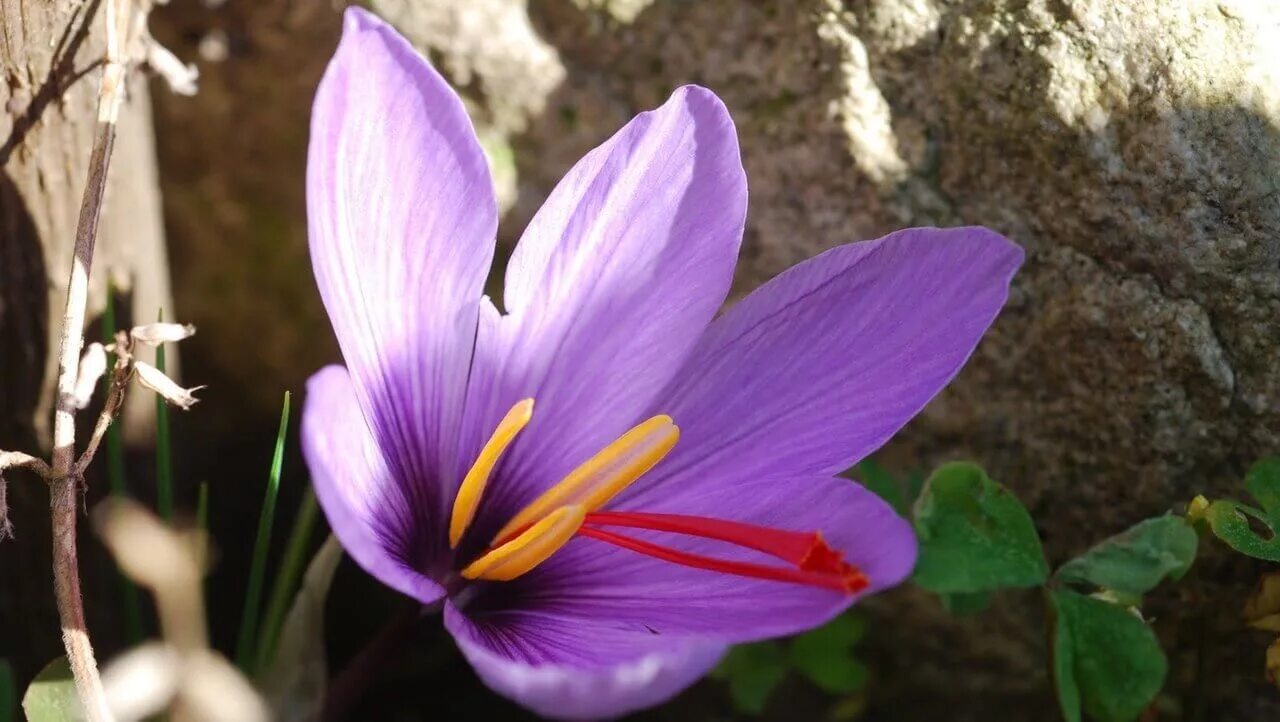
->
[0,450,54,479]
[46,0,142,718]
[75,337,133,476]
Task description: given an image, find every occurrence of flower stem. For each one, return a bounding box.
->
[322,606,422,721]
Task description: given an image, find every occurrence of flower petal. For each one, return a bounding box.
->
[509,473,915,643]
[301,366,445,604]
[458,86,746,543]
[444,603,724,720]
[640,226,1022,491]
[308,6,497,550]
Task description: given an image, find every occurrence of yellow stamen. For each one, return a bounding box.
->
[461,505,586,581]
[493,415,679,544]
[449,399,534,548]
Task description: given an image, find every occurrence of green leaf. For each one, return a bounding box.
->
[1051,590,1166,722]
[715,643,787,715]
[1056,516,1198,603]
[1053,603,1082,722]
[259,536,343,721]
[0,659,15,722]
[788,615,869,695]
[22,658,83,722]
[1206,457,1280,562]
[852,460,906,516]
[154,309,174,521]
[236,391,292,674]
[257,486,320,672]
[941,591,994,616]
[105,287,144,644]
[912,462,1048,593]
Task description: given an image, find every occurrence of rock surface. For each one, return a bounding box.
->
[155,0,1280,719]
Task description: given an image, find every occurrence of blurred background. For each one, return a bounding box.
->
[2,0,1279,719]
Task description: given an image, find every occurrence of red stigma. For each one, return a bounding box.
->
[579,511,869,594]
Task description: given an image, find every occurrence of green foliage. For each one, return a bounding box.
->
[257,486,321,673]
[1203,457,1280,561]
[154,309,174,521]
[907,463,1199,721]
[912,462,1049,594]
[851,460,923,517]
[236,391,292,674]
[716,613,870,715]
[853,460,907,516]
[1051,590,1166,722]
[0,659,14,722]
[714,643,788,715]
[1056,516,1197,606]
[21,658,81,722]
[258,536,344,720]
[788,615,868,695]
[940,590,993,616]
[105,288,144,644]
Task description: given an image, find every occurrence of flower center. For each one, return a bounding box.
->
[450,399,868,594]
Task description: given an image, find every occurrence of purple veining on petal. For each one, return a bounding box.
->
[307,6,497,568]
[454,84,747,560]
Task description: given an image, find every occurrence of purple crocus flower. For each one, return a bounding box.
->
[302,8,1022,720]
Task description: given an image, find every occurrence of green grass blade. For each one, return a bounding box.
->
[236,391,291,675]
[0,658,14,722]
[196,480,210,534]
[255,485,319,672]
[154,309,174,521]
[104,286,144,643]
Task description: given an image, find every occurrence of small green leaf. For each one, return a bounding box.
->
[715,643,787,715]
[236,391,292,674]
[259,536,343,721]
[0,659,15,722]
[1206,457,1280,562]
[1056,516,1198,603]
[941,591,994,616]
[1053,601,1082,722]
[852,460,906,516]
[22,657,83,722]
[912,462,1048,593]
[1051,590,1166,722]
[789,615,868,695]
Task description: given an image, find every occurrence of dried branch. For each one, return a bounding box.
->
[0,450,55,480]
[75,332,134,477]
[46,0,135,718]
[0,0,197,716]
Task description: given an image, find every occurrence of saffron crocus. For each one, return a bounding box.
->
[303,8,1023,719]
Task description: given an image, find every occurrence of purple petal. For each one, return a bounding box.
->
[637,226,1023,493]
[301,366,445,604]
[308,6,497,556]
[444,603,725,720]
[503,473,915,643]
[458,86,746,544]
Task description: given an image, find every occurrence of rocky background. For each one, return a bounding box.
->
[9,0,1277,720]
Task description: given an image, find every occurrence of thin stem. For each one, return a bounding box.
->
[45,0,131,716]
[75,332,131,476]
[322,606,421,722]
